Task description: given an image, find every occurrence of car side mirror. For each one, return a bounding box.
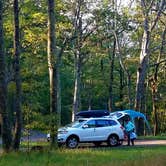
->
[82,124,88,129]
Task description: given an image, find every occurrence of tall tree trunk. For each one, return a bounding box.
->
[108,0,116,112]
[108,39,116,112]
[151,81,158,136]
[150,27,166,136]
[72,50,81,122]
[87,79,93,110]
[13,0,22,150]
[0,0,12,152]
[48,0,59,147]
[127,73,132,109]
[119,66,124,110]
[135,27,149,112]
[72,1,83,122]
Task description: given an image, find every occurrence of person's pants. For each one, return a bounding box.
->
[127,132,134,146]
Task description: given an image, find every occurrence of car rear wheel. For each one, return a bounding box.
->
[107,135,119,146]
[66,136,78,149]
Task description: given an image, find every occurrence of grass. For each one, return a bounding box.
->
[0,146,166,166]
[138,135,166,140]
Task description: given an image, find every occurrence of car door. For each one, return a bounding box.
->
[79,120,96,142]
[93,119,110,141]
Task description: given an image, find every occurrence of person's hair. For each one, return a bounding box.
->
[124,116,130,122]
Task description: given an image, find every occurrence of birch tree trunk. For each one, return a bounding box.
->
[72,50,81,122]
[48,0,60,147]
[72,0,83,122]
[0,0,12,152]
[13,0,22,150]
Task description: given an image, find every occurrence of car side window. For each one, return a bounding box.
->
[96,120,109,127]
[85,120,96,128]
[108,120,117,126]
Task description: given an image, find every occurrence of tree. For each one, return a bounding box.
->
[135,0,165,112]
[71,0,83,121]
[0,0,12,152]
[47,0,60,147]
[12,0,22,150]
[71,0,96,121]
[149,26,166,135]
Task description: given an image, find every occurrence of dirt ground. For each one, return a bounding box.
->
[78,139,166,148]
[130,139,166,146]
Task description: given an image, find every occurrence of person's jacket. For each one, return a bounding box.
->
[125,121,135,132]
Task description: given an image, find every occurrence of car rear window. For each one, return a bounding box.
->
[108,120,117,126]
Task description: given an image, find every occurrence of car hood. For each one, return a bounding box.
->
[58,127,76,132]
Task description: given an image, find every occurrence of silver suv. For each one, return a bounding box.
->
[56,117,124,148]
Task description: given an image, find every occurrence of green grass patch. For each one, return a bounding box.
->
[21,141,49,147]
[0,146,165,166]
[138,135,166,140]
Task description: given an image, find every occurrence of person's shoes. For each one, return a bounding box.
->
[127,144,130,146]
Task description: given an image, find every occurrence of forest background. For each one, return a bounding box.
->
[0,0,165,151]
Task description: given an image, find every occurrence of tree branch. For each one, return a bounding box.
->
[150,0,165,31]
[150,59,166,67]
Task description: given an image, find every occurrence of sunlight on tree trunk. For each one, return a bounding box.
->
[47,0,60,148]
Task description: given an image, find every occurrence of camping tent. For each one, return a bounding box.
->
[109,110,151,135]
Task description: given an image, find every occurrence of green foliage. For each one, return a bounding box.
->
[3,0,165,135]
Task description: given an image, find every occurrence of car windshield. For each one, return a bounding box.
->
[65,120,86,128]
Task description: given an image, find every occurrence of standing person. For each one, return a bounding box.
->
[124,117,135,146]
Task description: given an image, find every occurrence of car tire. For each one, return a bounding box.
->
[66,136,78,149]
[107,135,119,146]
[93,142,102,147]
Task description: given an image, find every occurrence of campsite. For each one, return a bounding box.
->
[0,0,166,165]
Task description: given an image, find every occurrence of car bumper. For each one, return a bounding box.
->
[58,134,68,143]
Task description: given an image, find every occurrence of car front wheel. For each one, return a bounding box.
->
[107,135,119,146]
[66,136,78,149]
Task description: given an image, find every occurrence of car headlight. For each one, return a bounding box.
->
[58,130,68,134]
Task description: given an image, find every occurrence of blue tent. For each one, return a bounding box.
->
[111,110,151,135]
[122,110,146,119]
